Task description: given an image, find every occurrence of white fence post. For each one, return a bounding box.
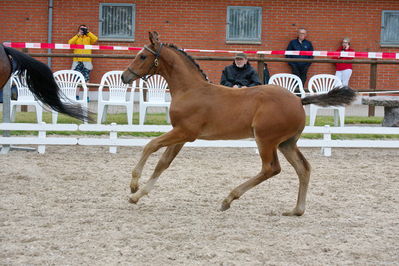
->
[109,123,117,154]
[38,122,46,154]
[321,125,332,156]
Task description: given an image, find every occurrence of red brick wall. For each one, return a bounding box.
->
[1,0,398,91]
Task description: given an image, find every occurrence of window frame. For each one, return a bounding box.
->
[99,3,136,42]
[226,6,262,44]
[380,10,399,47]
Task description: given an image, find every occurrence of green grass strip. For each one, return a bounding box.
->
[1,112,397,139]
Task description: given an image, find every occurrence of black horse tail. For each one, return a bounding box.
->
[301,86,357,107]
[4,46,92,122]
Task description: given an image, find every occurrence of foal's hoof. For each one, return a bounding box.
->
[128,196,139,204]
[282,209,304,216]
[220,200,231,212]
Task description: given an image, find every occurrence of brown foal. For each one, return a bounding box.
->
[121,32,356,216]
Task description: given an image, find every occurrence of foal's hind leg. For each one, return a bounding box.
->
[221,143,281,211]
[129,143,185,204]
[278,138,311,216]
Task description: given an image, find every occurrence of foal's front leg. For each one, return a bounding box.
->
[129,129,189,201]
[129,143,185,204]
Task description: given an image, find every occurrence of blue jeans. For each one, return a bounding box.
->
[72,61,91,82]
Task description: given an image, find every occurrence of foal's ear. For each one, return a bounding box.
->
[149,31,160,46]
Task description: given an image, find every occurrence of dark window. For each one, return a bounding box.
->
[226,6,262,44]
[381,10,399,46]
[99,3,135,41]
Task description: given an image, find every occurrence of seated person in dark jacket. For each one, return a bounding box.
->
[220,53,261,88]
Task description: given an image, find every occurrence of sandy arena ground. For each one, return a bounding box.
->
[0,145,398,265]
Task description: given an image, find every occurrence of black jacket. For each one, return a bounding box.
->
[220,62,261,87]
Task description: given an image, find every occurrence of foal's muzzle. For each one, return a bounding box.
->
[121,70,136,84]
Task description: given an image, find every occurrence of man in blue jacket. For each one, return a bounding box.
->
[220,53,261,88]
[286,28,314,86]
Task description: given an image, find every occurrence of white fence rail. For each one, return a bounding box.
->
[1,122,399,156]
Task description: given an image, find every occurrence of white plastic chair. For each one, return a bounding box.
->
[139,75,170,125]
[10,72,43,123]
[308,74,345,127]
[52,70,88,123]
[97,71,135,125]
[268,73,305,97]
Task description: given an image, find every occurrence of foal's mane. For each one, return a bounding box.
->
[164,43,208,81]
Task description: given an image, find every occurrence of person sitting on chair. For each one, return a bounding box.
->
[220,53,261,88]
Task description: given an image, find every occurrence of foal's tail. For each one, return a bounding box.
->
[301,86,357,107]
[4,46,92,122]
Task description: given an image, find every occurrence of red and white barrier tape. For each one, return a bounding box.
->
[3,42,399,59]
[3,42,141,52]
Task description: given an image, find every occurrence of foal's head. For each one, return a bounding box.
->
[121,31,163,84]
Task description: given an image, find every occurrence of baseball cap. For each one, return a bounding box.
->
[235,53,247,59]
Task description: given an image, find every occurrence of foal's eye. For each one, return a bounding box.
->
[140,54,147,60]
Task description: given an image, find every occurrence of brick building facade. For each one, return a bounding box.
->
[1,0,398,94]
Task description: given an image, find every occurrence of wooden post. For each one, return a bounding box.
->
[368,60,377,117]
[257,54,265,84]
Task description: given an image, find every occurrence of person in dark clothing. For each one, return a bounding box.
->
[220,53,261,88]
[263,64,270,84]
[286,28,314,86]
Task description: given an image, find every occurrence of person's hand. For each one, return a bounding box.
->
[233,85,240,88]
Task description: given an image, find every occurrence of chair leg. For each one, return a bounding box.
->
[139,106,147,125]
[52,111,58,124]
[333,109,339,127]
[102,105,108,124]
[309,105,317,126]
[127,105,133,125]
[339,108,345,127]
[10,105,16,122]
[97,103,104,124]
[35,105,43,123]
[83,105,88,124]
[166,107,170,123]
